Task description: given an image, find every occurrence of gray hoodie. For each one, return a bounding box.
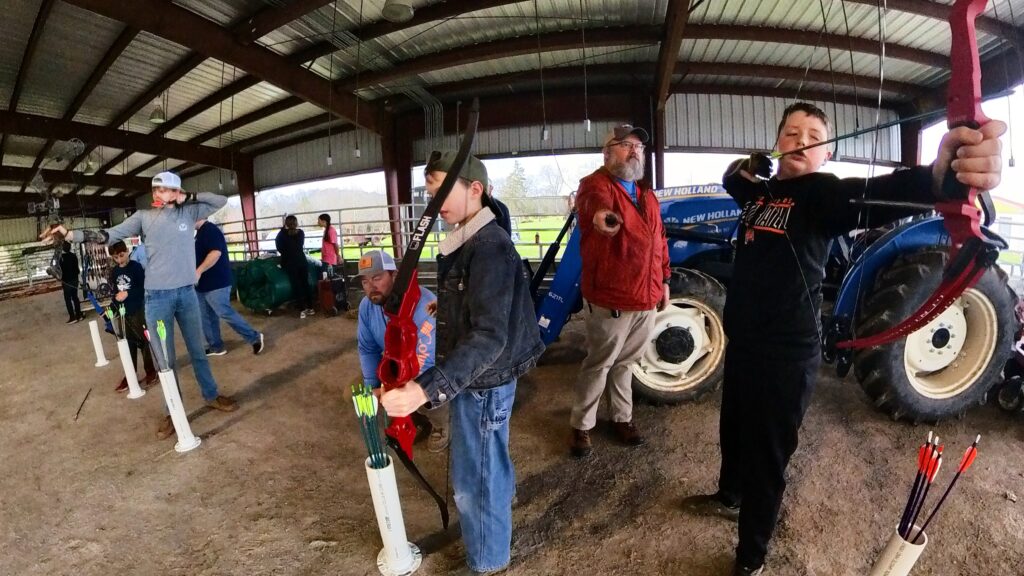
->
[68,193,227,290]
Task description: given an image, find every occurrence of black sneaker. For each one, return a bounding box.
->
[205,348,227,356]
[66,317,78,324]
[681,492,741,521]
[252,333,265,355]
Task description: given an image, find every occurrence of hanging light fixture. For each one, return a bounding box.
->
[381,0,414,23]
[148,104,166,124]
[149,90,168,124]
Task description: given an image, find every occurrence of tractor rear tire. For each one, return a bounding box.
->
[852,249,1017,422]
[631,268,727,405]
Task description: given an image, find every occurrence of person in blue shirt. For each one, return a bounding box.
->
[129,241,147,269]
[355,250,448,452]
[108,241,157,392]
[195,219,265,356]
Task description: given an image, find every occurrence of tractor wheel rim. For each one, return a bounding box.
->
[632,297,725,393]
[903,288,998,400]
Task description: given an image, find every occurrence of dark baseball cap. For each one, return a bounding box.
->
[603,124,650,147]
[425,150,489,190]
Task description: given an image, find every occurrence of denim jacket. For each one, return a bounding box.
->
[417,219,545,407]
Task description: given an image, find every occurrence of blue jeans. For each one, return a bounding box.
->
[450,380,517,573]
[197,286,260,350]
[144,286,220,402]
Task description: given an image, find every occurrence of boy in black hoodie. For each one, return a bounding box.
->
[381,151,544,575]
[683,102,1006,576]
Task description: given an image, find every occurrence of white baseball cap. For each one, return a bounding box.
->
[151,171,182,190]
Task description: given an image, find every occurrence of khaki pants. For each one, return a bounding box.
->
[570,304,656,431]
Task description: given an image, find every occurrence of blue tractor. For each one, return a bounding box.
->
[530,184,1018,421]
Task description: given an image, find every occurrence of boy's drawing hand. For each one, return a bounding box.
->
[933,120,1006,195]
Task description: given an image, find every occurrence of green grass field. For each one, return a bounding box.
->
[226,215,573,263]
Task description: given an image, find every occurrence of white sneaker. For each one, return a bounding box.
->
[300,310,308,319]
[304,308,316,317]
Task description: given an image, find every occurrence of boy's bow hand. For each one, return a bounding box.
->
[380,381,429,417]
[933,120,1006,197]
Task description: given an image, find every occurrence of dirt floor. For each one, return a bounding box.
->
[1,291,1023,576]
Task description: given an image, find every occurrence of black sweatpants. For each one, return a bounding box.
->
[718,341,820,568]
[63,285,82,319]
[285,265,313,310]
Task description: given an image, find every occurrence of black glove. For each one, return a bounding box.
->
[723,152,773,185]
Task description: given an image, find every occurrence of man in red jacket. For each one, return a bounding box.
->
[569,124,671,457]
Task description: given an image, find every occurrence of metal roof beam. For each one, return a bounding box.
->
[0,167,149,191]
[236,0,335,44]
[687,25,948,69]
[340,24,946,91]
[395,61,924,105]
[655,0,691,110]
[340,26,662,90]
[64,0,379,132]
[846,0,1024,47]
[0,110,244,170]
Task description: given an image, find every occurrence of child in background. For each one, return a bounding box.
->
[318,213,341,276]
[108,241,157,392]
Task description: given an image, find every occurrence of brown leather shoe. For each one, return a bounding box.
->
[612,421,646,446]
[143,371,159,386]
[207,395,238,412]
[156,416,175,440]
[570,428,592,458]
[115,378,128,393]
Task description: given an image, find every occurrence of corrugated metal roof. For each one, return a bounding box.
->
[0,0,43,108]
[16,2,124,119]
[2,0,1024,210]
[77,31,193,127]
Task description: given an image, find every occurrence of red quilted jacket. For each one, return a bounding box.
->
[576,167,671,311]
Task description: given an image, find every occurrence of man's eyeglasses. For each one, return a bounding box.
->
[607,141,645,153]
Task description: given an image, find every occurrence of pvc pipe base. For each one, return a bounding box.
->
[365,456,419,575]
[89,320,109,367]
[376,543,421,576]
[116,339,145,399]
[868,526,928,576]
[157,370,202,454]
[174,435,202,453]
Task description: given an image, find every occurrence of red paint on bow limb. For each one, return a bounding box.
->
[837,0,1006,351]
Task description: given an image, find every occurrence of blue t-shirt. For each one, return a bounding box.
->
[129,243,147,268]
[194,222,232,292]
[617,177,638,205]
[109,260,146,315]
[357,286,437,389]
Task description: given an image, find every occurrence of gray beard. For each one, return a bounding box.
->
[608,158,644,181]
